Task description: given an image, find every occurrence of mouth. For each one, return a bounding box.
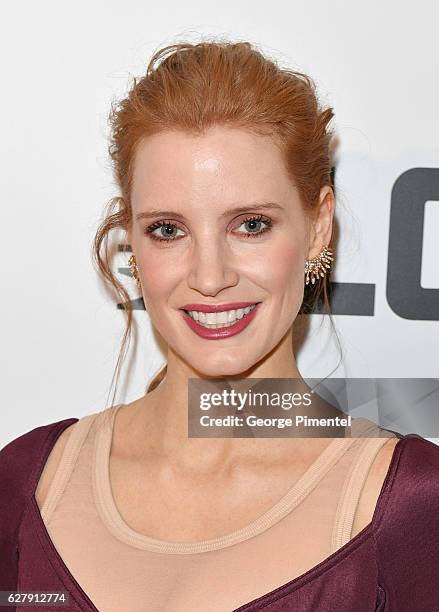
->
[180,302,261,339]
[184,303,258,328]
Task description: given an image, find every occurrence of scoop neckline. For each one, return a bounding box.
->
[93,404,357,554]
[29,416,410,612]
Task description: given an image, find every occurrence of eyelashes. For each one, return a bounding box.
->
[144,214,273,243]
[145,220,185,242]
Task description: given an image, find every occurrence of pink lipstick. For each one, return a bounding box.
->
[180,302,261,340]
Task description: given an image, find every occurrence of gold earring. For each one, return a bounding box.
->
[304,245,333,285]
[128,254,141,288]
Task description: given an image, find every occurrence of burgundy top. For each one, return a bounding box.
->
[1,417,439,612]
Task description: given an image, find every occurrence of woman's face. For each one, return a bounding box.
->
[128,126,326,376]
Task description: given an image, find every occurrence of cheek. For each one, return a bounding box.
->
[138,259,178,311]
[248,240,304,292]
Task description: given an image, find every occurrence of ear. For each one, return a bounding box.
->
[307,186,335,259]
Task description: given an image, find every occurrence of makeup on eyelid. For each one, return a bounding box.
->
[144,214,274,242]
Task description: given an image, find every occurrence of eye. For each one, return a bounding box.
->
[232,215,273,238]
[145,221,186,242]
[144,214,273,242]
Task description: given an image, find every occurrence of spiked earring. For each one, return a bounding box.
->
[128,254,141,288]
[304,245,333,285]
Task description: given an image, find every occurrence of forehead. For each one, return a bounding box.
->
[130,126,294,204]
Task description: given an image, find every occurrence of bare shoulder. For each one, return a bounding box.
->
[350,437,400,538]
[34,422,77,511]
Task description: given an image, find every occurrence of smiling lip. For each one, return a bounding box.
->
[180,302,261,340]
[181,302,257,313]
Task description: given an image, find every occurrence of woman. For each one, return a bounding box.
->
[1,40,438,612]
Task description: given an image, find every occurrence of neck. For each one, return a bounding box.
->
[134,329,310,472]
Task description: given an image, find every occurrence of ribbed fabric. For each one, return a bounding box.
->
[331,436,392,551]
[1,407,439,611]
[39,406,389,610]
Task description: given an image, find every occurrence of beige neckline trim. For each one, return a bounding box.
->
[93,405,357,554]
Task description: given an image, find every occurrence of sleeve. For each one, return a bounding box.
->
[374,436,439,611]
[0,418,78,590]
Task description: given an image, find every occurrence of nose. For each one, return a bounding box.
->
[187,236,239,297]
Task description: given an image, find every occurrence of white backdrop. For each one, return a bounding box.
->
[1,0,438,448]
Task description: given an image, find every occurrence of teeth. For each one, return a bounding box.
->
[199,312,207,324]
[186,304,257,328]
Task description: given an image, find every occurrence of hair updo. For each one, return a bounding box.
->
[92,39,335,404]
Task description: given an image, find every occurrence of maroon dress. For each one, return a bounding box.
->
[1,417,439,611]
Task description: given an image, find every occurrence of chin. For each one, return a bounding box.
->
[186,352,260,379]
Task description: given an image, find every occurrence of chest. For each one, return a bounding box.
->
[109,452,326,541]
[19,501,381,612]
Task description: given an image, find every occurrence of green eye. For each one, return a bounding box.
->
[145,221,185,242]
[145,214,273,243]
[234,215,272,237]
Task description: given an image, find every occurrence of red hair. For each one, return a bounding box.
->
[92,40,335,404]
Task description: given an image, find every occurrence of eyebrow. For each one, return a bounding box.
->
[135,201,285,222]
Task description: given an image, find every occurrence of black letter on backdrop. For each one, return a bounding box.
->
[387,168,439,320]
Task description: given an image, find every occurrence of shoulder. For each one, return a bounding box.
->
[34,421,78,509]
[374,436,439,607]
[386,434,439,492]
[0,417,78,589]
[0,416,79,501]
[381,434,439,512]
[352,435,439,537]
[374,433,439,542]
[351,437,400,537]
